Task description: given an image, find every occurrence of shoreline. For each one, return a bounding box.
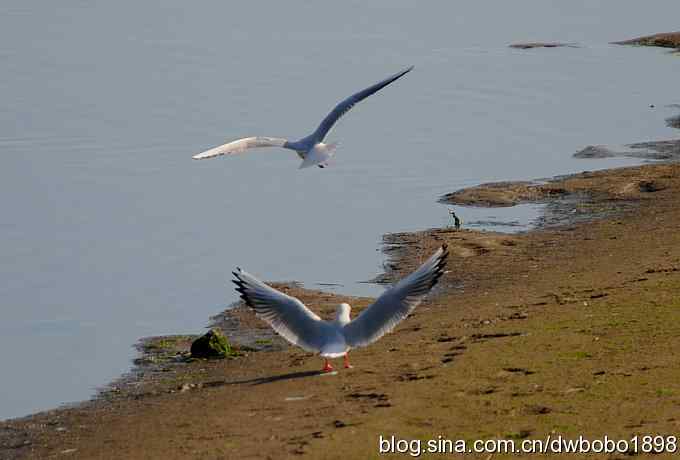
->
[4,150,680,457]
[611,31,680,51]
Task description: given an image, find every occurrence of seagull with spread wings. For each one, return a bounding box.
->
[232,245,447,372]
[193,66,414,169]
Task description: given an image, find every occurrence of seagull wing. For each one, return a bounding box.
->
[310,66,414,143]
[192,137,289,160]
[232,268,330,352]
[343,245,448,348]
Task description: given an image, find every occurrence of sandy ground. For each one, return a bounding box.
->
[2,158,680,459]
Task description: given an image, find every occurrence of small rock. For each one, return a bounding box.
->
[573,145,617,159]
[523,404,552,415]
[502,367,535,375]
[638,180,665,193]
[565,386,585,394]
[190,328,232,358]
[509,42,578,49]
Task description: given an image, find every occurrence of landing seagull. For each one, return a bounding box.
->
[232,245,448,372]
[192,66,414,169]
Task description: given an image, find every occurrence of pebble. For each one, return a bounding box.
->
[179,383,199,392]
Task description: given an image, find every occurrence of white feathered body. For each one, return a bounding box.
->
[317,303,352,358]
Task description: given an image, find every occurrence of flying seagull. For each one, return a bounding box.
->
[193,66,414,169]
[232,245,448,372]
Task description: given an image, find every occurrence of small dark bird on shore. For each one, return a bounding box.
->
[448,209,462,230]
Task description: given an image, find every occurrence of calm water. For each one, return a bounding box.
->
[2,1,680,420]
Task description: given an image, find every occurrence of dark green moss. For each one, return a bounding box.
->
[190,329,234,358]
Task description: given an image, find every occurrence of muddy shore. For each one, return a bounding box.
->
[612,31,680,50]
[3,152,680,458]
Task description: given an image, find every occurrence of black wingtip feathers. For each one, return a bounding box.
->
[231,269,255,308]
[429,245,449,289]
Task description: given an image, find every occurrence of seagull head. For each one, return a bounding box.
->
[335,303,352,325]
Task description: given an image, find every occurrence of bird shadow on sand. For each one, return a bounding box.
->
[204,370,330,388]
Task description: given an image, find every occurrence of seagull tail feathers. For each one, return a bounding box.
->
[299,143,338,169]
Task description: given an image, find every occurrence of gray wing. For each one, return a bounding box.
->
[310,66,414,143]
[192,137,289,160]
[232,268,329,352]
[343,245,448,348]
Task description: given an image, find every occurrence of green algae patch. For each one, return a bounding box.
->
[190,328,236,359]
[136,335,196,366]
